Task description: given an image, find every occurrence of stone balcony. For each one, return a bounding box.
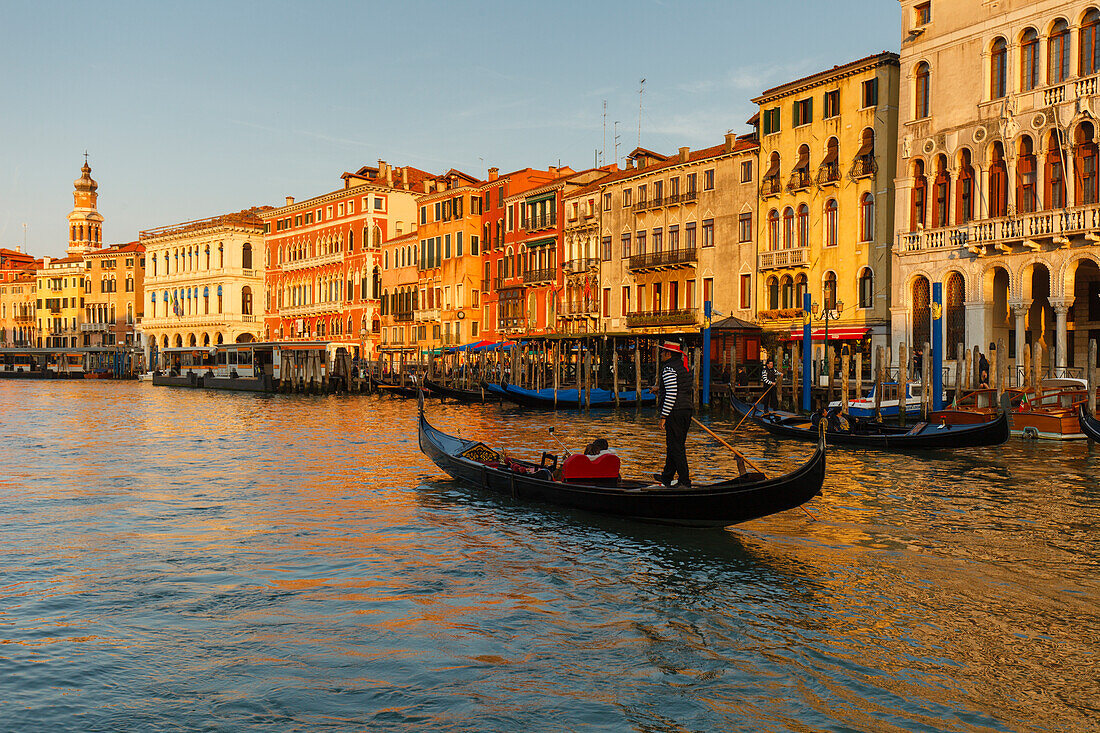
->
[897,202,1100,256]
[625,308,699,329]
[758,247,810,271]
[414,308,441,322]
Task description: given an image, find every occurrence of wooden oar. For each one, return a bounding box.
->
[691,417,766,475]
[731,384,773,434]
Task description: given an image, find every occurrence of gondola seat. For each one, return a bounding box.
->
[561,452,621,485]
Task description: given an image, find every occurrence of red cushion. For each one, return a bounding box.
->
[562,453,621,482]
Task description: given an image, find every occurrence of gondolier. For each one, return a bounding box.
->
[761,358,780,410]
[656,339,693,488]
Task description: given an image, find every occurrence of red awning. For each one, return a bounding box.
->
[786,327,871,341]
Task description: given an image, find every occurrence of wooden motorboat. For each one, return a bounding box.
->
[732,395,1010,450]
[1079,405,1100,443]
[481,381,657,410]
[417,394,825,528]
[1010,387,1089,440]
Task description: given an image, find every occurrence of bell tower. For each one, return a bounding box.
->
[67,154,104,256]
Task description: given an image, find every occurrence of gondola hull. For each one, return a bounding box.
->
[1079,405,1100,442]
[732,395,1010,450]
[417,397,825,527]
[482,381,657,410]
[423,378,490,403]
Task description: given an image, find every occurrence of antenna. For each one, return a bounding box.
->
[602,100,607,166]
[614,121,621,167]
[638,78,645,147]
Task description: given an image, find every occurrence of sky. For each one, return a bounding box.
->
[0,0,901,258]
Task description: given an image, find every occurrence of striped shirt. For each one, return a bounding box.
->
[659,364,678,418]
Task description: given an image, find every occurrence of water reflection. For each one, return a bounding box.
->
[0,381,1096,731]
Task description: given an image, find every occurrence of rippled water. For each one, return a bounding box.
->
[0,381,1097,732]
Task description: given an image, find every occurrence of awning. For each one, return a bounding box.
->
[787,327,871,341]
[763,157,780,178]
[855,139,874,156]
[822,145,838,165]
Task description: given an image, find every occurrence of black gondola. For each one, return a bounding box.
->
[368,373,423,398]
[417,394,825,528]
[423,378,490,403]
[480,381,657,410]
[1079,404,1100,442]
[731,395,1010,450]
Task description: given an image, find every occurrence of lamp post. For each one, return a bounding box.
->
[810,299,844,379]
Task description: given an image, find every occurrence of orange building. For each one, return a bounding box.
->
[82,241,146,347]
[262,161,431,359]
[378,230,421,364]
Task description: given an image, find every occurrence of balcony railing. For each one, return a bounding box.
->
[632,200,649,212]
[393,310,414,322]
[625,308,699,329]
[760,177,781,197]
[563,300,598,317]
[817,162,840,185]
[787,168,812,191]
[481,279,490,292]
[628,247,697,271]
[897,201,1100,254]
[499,316,526,330]
[758,247,810,270]
[414,308,441,322]
[80,322,110,332]
[563,258,600,273]
[523,268,556,284]
[682,189,697,203]
[523,213,558,231]
[851,154,877,179]
[492,277,505,291]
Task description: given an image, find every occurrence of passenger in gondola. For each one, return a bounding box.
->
[760,358,780,410]
[654,339,694,489]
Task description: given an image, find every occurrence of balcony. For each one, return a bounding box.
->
[393,310,414,322]
[850,154,877,179]
[681,190,697,203]
[563,258,600,274]
[632,200,649,212]
[628,247,697,272]
[898,202,1100,255]
[625,308,699,329]
[499,316,527,331]
[481,279,490,292]
[524,213,558,231]
[562,300,598,318]
[817,162,840,185]
[758,247,810,271]
[80,322,110,332]
[523,268,556,284]
[414,308,441,322]
[760,177,781,198]
[787,168,812,192]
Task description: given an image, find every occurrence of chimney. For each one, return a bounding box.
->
[724,133,736,153]
[548,166,557,176]
[386,166,393,187]
[43,256,50,268]
[422,179,431,193]
[401,167,409,189]
[378,159,388,178]
[285,196,295,206]
[679,147,690,163]
[488,167,499,181]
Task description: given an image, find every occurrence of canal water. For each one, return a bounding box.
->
[0,381,1097,732]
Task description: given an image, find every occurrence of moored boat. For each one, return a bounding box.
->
[1079,405,1100,442]
[418,395,824,527]
[732,395,1010,450]
[422,378,489,402]
[483,381,657,410]
[827,382,924,418]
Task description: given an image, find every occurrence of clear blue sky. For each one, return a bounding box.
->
[0,1,901,258]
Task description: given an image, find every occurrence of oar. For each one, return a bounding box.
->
[691,417,765,475]
[732,384,773,434]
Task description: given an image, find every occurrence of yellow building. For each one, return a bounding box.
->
[140,208,269,350]
[378,230,421,364]
[81,242,146,348]
[36,255,86,348]
[1,272,37,347]
[753,52,900,361]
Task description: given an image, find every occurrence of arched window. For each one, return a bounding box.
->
[768,209,780,251]
[1049,19,1070,84]
[990,143,1008,217]
[242,242,252,270]
[1021,28,1040,90]
[945,271,965,359]
[203,285,210,314]
[991,38,1007,99]
[781,275,794,309]
[797,204,809,247]
[822,137,840,183]
[823,272,837,311]
[1076,121,1099,205]
[1046,130,1066,209]
[860,193,875,242]
[1018,135,1038,213]
[1084,10,1100,76]
[795,274,808,306]
[824,199,838,246]
[956,149,975,224]
[933,155,950,227]
[858,268,874,309]
[911,160,927,230]
[767,276,779,310]
[372,267,381,299]
[911,276,931,348]
[782,207,794,249]
[241,286,253,316]
[915,62,931,119]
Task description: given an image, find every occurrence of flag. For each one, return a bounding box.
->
[172,290,182,318]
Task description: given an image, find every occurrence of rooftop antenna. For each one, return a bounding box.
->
[22,222,27,251]
[638,78,645,147]
[614,121,621,167]
[602,100,607,166]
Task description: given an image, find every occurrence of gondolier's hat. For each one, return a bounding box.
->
[659,339,683,354]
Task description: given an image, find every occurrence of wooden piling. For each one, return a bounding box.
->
[841,348,850,415]
[995,339,1006,400]
[792,342,800,411]
[921,341,931,419]
[1033,341,1043,391]
[954,344,964,403]
[1022,343,1032,389]
[898,343,908,427]
[963,347,972,391]
[855,350,863,408]
[584,348,592,409]
[827,345,836,406]
[1088,339,1096,415]
[634,341,642,403]
[874,346,885,421]
[692,347,700,408]
[612,341,620,406]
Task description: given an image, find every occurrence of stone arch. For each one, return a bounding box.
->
[202,332,211,346]
[1019,257,1055,300]
[1060,251,1100,296]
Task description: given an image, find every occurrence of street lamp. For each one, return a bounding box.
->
[811,299,844,376]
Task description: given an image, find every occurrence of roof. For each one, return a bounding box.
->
[710,316,761,331]
[85,241,144,256]
[341,164,435,190]
[753,51,900,103]
[139,207,272,240]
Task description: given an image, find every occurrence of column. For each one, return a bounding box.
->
[1051,298,1072,371]
[964,299,992,354]
[1011,300,1030,381]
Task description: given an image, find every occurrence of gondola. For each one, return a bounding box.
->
[417,393,825,528]
[369,374,423,398]
[423,378,490,403]
[731,395,1010,450]
[1079,404,1100,443]
[481,381,657,410]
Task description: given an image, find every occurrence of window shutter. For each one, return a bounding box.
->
[807,98,813,124]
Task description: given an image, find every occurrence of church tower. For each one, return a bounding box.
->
[67,156,104,256]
